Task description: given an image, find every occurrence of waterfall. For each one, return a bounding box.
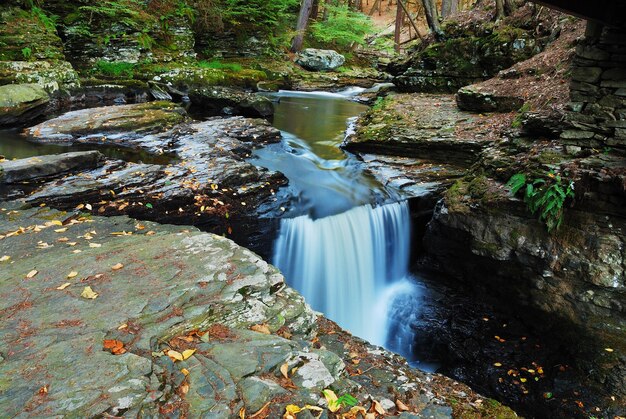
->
[273,201,412,346]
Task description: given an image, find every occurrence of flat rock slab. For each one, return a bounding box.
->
[10,103,287,248]
[0,151,105,184]
[343,94,492,167]
[0,206,515,418]
[0,83,49,126]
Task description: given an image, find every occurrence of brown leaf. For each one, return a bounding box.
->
[372,400,385,415]
[280,362,289,379]
[111,263,124,270]
[26,269,38,279]
[396,400,409,411]
[103,339,126,355]
[250,324,271,334]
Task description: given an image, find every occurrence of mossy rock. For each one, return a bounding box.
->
[0,83,50,126]
[0,7,65,61]
[0,61,80,92]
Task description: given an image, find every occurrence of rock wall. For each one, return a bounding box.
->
[562,23,626,148]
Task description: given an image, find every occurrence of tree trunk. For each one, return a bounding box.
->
[291,0,314,52]
[421,0,442,36]
[495,0,505,20]
[311,0,319,21]
[504,0,516,15]
[441,0,458,17]
[394,1,403,52]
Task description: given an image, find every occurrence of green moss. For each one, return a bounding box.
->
[197,59,243,72]
[93,60,136,78]
[536,151,566,165]
[0,7,65,61]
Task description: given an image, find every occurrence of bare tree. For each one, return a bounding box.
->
[495,0,505,20]
[421,0,442,36]
[291,0,314,52]
[441,0,458,18]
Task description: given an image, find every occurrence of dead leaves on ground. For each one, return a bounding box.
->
[103,339,126,355]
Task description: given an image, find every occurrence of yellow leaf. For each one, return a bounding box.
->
[396,400,409,411]
[67,271,78,279]
[239,407,246,419]
[54,228,67,233]
[181,368,190,376]
[166,349,184,362]
[75,204,85,210]
[182,349,196,360]
[280,362,289,379]
[323,389,340,412]
[372,400,385,415]
[494,362,502,367]
[50,220,63,226]
[285,405,303,415]
[81,286,98,299]
[56,282,71,290]
[26,269,38,279]
[0,255,10,262]
[250,324,271,334]
[112,263,124,270]
[605,348,614,352]
[520,378,527,383]
[89,243,102,248]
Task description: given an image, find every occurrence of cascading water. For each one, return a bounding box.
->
[273,201,419,350]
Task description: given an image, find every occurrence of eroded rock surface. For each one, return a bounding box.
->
[0,206,516,418]
[295,49,346,72]
[0,83,49,126]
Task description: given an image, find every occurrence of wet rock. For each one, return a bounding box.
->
[27,101,188,143]
[0,83,49,126]
[0,151,105,184]
[18,106,286,254]
[455,85,524,113]
[188,86,274,118]
[343,94,491,166]
[0,206,516,417]
[295,49,346,72]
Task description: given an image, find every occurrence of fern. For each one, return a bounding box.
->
[507,172,575,232]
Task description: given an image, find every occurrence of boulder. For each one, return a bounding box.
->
[0,61,80,92]
[295,48,345,71]
[0,83,49,126]
[456,85,525,113]
[187,86,274,118]
[0,151,105,184]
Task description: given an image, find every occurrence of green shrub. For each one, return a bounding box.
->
[21,47,32,60]
[309,4,375,50]
[506,172,575,232]
[94,60,136,78]
[220,0,299,35]
[197,59,242,71]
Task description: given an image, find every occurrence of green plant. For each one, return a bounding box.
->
[197,59,242,72]
[31,6,58,32]
[309,4,374,50]
[506,172,575,232]
[137,32,155,50]
[511,102,531,128]
[94,60,136,78]
[21,47,32,60]
[335,394,358,408]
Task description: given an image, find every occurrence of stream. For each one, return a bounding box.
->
[252,90,429,369]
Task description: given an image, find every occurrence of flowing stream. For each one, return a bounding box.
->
[253,90,425,366]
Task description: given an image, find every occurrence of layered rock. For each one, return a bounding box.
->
[0,206,515,418]
[187,86,274,118]
[9,102,286,253]
[0,151,105,184]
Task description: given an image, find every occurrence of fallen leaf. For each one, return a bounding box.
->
[50,220,63,226]
[605,348,614,352]
[0,255,10,262]
[180,382,189,395]
[56,282,71,290]
[280,362,289,379]
[67,271,78,279]
[250,324,270,334]
[494,362,503,367]
[181,368,190,376]
[81,286,98,299]
[103,339,126,355]
[111,263,124,270]
[182,349,196,360]
[85,204,93,211]
[26,269,38,279]
[89,243,102,248]
[239,407,246,419]
[166,349,184,362]
[372,400,385,415]
[54,228,67,233]
[323,389,340,412]
[396,400,409,411]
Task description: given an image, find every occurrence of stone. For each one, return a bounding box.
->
[187,86,274,118]
[0,151,105,184]
[0,83,49,126]
[571,67,603,83]
[295,49,346,71]
[0,207,513,417]
[456,85,525,113]
[561,130,596,140]
[26,101,188,142]
[600,80,626,88]
[576,45,611,61]
[602,68,626,80]
[0,61,80,92]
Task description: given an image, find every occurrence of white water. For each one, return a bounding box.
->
[274,201,418,347]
